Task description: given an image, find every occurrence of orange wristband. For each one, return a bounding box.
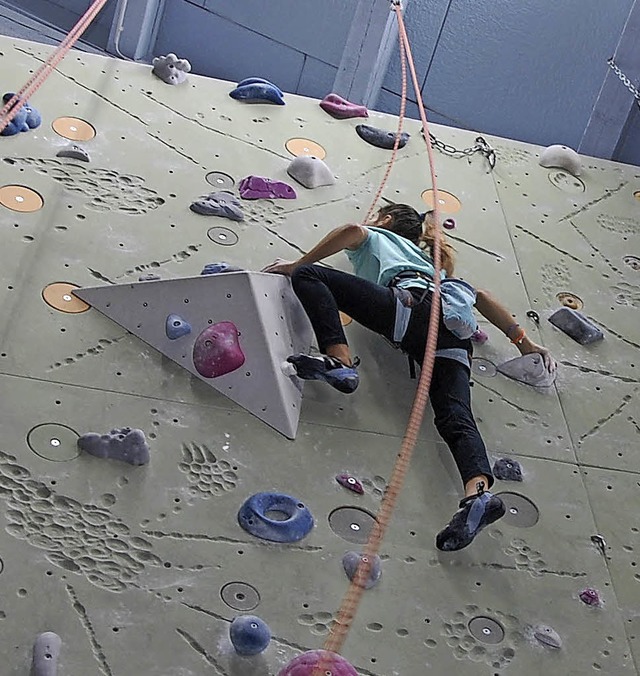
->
[510,328,526,344]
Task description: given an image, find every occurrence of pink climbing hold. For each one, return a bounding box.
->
[279,650,358,676]
[319,93,368,120]
[193,321,245,378]
[239,175,296,200]
[471,328,488,344]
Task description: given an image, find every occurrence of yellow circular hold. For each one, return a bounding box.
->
[42,282,90,313]
[52,117,96,141]
[633,190,640,201]
[339,312,352,327]
[556,291,583,311]
[285,138,326,160]
[0,184,44,212]
[421,189,462,214]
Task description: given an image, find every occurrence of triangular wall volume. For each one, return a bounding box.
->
[74,272,313,439]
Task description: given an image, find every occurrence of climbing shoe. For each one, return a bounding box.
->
[436,483,505,552]
[286,354,360,394]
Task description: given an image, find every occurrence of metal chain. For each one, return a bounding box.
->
[607,57,640,108]
[422,129,496,170]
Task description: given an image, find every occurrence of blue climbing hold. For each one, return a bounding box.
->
[237,492,314,543]
[237,77,284,97]
[1,93,41,136]
[165,314,191,340]
[230,80,285,105]
[548,307,604,345]
[200,262,243,275]
[229,615,271,656]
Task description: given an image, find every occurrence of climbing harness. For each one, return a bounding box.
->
[607,57,640,109]
[0,0,109,134]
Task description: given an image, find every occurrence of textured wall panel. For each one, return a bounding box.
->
[0,36,639,675]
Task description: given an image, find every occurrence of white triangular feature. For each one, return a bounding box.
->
[73,272,313,438]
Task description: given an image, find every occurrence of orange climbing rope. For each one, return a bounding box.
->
[0,0,109,135]
[318,1,445,665]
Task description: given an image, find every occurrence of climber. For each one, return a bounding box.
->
[263,203,556,552]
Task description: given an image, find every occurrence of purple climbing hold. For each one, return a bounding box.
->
[320,93,368,119]
[336,474,364,495]
[342,551,382,589]
[239,175,296,200]
[471,328,488,344]
[443,218,456,230]
[230,80,285,105]
[229,615,271,656]
[493,457,523,482]
[165,314,191,340]
[579,588,601,607]
[32,631,61,676]
[279,650,359,676]
[548,307,604,345]
[193,321,245,378]
[190,191,244,220]
[355,124,410,149]
[78,428,150,465]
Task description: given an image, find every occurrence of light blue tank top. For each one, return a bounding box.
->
[345,226,444,290]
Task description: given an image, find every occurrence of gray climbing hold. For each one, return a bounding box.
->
[496,353,556,388]
[165,314,191,340]
[138,273,161,281]
[78,428,150,465]
[539,144,582,176]
[548,307,604,345]
[229,615,271,656]
[287,156,336,189]
[342,551,382,589]
[190,191,244,220]
[533,624,562,649]
[493,457,523,481]
[32,631,61,676]
[355,124,410,150]
[56,144,90,162]
[152,53,191,85]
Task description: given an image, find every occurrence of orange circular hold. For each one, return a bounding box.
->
[0,185,44,212]
[556,291,583,310]
[421,189,462,214]
[285,138,326,160]
[42,282,90,313]
[339,312,353,327]
[52,117,96,141]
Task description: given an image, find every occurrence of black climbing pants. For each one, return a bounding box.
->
[291,264,494,488]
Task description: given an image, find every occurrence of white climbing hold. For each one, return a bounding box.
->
[152,53,191,85]
[32,632,61,676]
[281,361,297,377]
[539,145,582,176]
[287,156,336,189]
[496,353,556,388]
[533,624,562,649]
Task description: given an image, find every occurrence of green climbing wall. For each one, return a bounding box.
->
[1,36,639,675]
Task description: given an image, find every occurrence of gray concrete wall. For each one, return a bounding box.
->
[153,0,355,97]
[379,0,635,151]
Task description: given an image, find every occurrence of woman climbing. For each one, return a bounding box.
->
[263,203,556,552]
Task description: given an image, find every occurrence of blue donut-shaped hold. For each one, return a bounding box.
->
[237,492,314,543]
